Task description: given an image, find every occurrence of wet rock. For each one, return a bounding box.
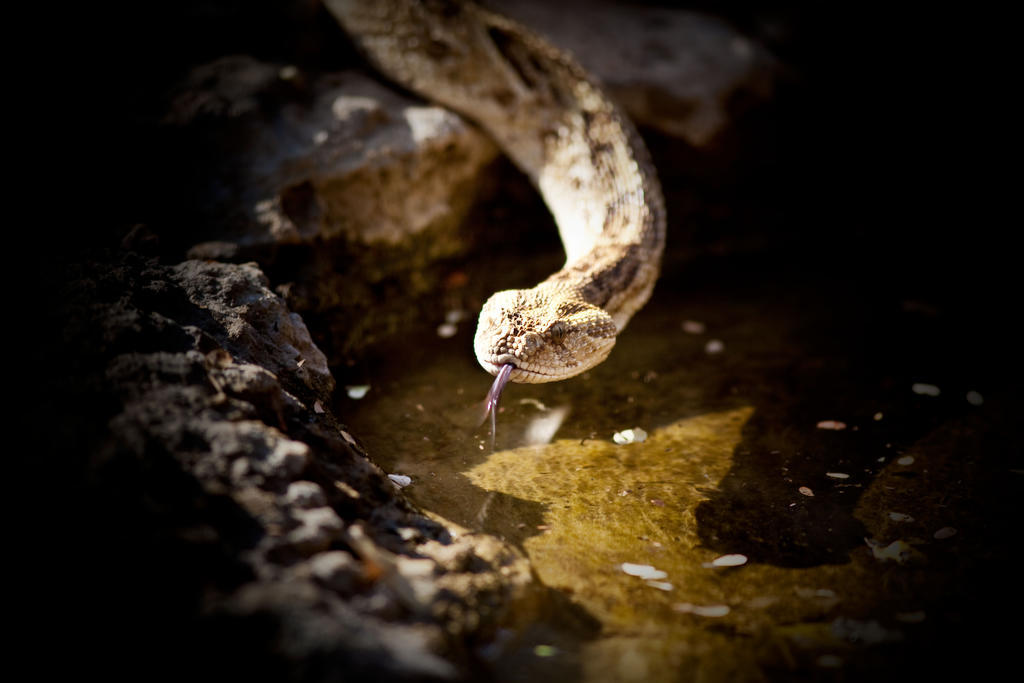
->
[491,0,779,147]
[707,553,748,568]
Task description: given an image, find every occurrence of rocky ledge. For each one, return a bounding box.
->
[45,251,536,681]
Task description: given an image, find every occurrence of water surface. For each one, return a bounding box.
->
[340,249,1013,681]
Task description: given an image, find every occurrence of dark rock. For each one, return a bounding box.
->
[165,56,499,253]
[53,250,532,682]
[491,0,779,147]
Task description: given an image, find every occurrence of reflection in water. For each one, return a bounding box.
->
[522,403,571,445]
[467,407,754,681]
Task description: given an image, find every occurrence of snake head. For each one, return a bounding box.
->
[473,287,617,383]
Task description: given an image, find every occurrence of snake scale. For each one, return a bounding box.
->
[326,0,666,414]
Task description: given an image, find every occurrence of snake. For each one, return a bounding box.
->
[326,0,666,422]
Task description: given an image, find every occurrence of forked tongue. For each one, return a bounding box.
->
[480,363,514,450]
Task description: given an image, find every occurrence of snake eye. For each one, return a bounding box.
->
[547,321,569,344]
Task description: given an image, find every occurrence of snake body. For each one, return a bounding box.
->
[326,0,666,385]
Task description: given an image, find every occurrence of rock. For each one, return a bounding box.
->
[224,580,460,681]
[285,480,329,509]
[310,550,362,594]
[286,506,346,555]
[166,57,498,252]
[56,250,534,681]
[169,259,333,397]
[491,0,779,147]
[162,57,504,360]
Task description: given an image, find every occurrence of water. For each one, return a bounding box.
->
[338,244,1013,680]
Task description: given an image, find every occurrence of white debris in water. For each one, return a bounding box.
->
[798,486,814,497]
[826,472,850,479]
[645,580,674,591]
[911,382,941,396]
[673,603,730,617]
[682,320,706,334]
[437,311,467,338]
[933,526,957,539]
[345,385,370,399]
[620,563,667,580]
[704,339,725,354]
[888,512,914,522]
[966,390,984,406]
[613,428,648,444]
[445,309,467,324]
[865,538,924,565]
[705,553,748,568]
[387,474,412,488]
[896,455,915,466]
[817,420,847,430]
